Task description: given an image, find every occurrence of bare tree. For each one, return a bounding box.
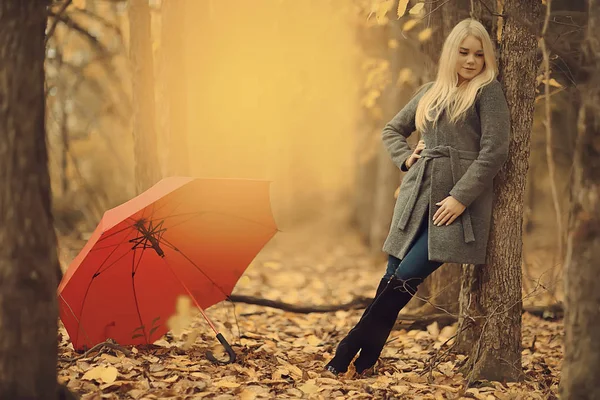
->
[457,0,540,382]
[370,14,407,257]
[129,0,161,193]
[561,0,600,397]
[0,1,68,398]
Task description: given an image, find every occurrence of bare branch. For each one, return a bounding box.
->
[540,0,565,295]
[47,11,111,55]
[476,0,505,17]
[45,0,72,46]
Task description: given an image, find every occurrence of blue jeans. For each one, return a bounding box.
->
[383,210,443,286]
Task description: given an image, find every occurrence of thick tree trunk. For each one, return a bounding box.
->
[129,0,161,194]
[369,16,403,256]
[0,1,61,397]
[561,1,600,397]
[352,12,388,245]
[457,0,539,382]
[161,0,190,176]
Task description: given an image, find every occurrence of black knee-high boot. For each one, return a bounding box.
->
[325,278,390,374]
[353,277,420,374]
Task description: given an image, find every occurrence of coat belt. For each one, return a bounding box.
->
[397,145,479,244]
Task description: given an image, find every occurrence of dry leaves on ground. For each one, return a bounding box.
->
[58,219,562,399]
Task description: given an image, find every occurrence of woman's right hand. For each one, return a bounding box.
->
[405,140,426,169]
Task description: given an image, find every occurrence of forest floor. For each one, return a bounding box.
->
[57,216,562,400]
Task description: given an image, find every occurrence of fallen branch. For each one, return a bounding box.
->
[228,294,371,313]
[228,294,564,320]
[59,339,132,364]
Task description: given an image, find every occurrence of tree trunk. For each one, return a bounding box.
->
[470,0,497,33]
[161,0,190,176]
[352,12,389,245]
[353,153,379,245]
[457,0,539,382]
[561,0,600,397]
[369,15,403,256]
[129,0,161,194]
[0,1,61,397]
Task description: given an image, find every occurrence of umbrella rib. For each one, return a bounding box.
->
[90,240,135,252]
[150,191,182,219]
[158,237,229,298]
[96,224,137,243]
[95,246,137,277]
[136,191,186,229]
[59,293,93,349]
[91,226,136,275]
[73,227,137,347]
[131,244,150,345]
[144,211,277,232]
[159,256,220,335]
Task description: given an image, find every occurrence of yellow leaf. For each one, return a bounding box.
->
[163,375,180,383]
[239,390,258,400]
[418,28,433,42]
[376,0,394,24]
[72,0,86,9]
[272,368,290,380]
[549,78,562,88]
[403,19,418,31]
[237,275,251,286]
[298,383,320,395]
[306,335,322,346]
[391,385,410,395]
[397,0,409,18]
[362,89,381,109]
[191,372,211,380]
[82,366,118,384]
[99,353,121,364]
[427,321,440,338]
[263,261,281,269]
[214,380,240,388]
[397,68,414,86]
[409,2,425,15]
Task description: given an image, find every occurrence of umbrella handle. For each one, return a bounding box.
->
[206,333,236,364]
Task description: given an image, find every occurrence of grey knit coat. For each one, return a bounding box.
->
[382,80,510,265]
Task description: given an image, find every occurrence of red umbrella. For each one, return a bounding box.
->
[58,177,278,363]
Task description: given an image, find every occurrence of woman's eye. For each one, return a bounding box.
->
[476,54,484,57]
[460,52,468,55]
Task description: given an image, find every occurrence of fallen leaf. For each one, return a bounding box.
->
[213,380,241,388]
[298,382,320,395]
[81,366,118,384]
[239,389,257,400]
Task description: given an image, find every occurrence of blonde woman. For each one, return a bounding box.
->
[326,18,510,376]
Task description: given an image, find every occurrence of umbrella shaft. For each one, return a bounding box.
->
[161,258,219,335]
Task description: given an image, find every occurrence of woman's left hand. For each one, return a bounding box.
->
[433,196,466,226]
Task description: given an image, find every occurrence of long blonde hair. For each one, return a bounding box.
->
[415,19,498,131]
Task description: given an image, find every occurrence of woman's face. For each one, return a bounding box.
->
[456,35,485,84]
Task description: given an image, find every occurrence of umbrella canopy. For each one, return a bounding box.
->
[58,177,278,359]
